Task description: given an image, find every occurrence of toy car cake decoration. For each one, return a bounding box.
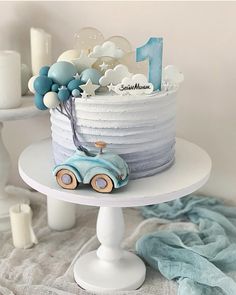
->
[53,141,129,193]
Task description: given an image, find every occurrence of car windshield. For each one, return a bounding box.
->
[75,150,125,170]
[99,152,125,169]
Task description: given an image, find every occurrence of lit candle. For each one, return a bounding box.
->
[136,37,163,91]
[30,28,52,75]
[9,204,38,249]
[0,51,21,109]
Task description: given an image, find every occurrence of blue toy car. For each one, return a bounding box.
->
[53,141,129,193]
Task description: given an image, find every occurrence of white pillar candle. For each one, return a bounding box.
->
[0,51,21,109]
[30,27,52,75]
[47,197,76,231]
[9,204,38,249]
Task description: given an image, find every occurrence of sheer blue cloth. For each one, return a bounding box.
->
[136,195,236,295]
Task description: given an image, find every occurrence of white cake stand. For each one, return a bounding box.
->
[0,95,47,230]
[18,138,211,292]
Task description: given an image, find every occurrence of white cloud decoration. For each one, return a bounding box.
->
[89,41,124,59]
[99,64,133,87]
[163,65,184,87]
[114,74,154,96]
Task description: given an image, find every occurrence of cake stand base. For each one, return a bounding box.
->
[74,250,146,292]
[0,186,30,231]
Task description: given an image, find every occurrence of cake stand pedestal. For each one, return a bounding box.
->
[0,95,47,231]
[18,138,211,292]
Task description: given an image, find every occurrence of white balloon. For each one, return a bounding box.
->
[57,49,81,63]
[21,64,32,95]
[28,75,38,94]
[43,92,60,109]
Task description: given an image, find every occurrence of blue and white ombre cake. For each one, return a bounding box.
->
[29,27,184,182]
[51,88,178,180]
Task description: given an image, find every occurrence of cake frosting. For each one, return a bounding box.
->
[50,88,176,179]
[28,28,184,183]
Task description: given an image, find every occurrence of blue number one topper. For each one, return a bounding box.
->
[136,37,163,91]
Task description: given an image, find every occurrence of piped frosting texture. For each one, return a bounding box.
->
[50,90,176,179]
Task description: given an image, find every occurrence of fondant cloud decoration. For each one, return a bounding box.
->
[114,74,154,96]
[163,65,184,85]
[89,41,124,59]
[99,64,133,87]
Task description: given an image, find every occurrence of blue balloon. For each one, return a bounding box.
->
[51,83,59,92]
[72,89,80,97]
[80,68,102,84]
[48,61,77,86]
[58,88,70,102]
[39,66,50,76]
[67,79,83,92]
[34,93,47,110]
[34,76,53,95]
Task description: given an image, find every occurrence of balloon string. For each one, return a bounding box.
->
[59,98,90,155]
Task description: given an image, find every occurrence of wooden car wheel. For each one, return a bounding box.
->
[56,169,78,190]
[91,174,114,193]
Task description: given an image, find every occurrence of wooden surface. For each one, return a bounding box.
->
[0,95,47,121]
[18,138,212,207]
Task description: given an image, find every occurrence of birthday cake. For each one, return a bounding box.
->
[29,27,183,183]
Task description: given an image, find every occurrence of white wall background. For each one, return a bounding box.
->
[0,1,236,201]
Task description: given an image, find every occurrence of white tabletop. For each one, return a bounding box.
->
[18,138,211,207]
[0,95,48,121]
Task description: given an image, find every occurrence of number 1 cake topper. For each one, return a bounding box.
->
[136,37,163,91]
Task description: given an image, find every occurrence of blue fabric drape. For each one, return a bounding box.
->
[136,195,236,295]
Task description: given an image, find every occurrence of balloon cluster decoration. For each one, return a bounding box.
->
[28,62,83,110]
[28,61,92,152]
